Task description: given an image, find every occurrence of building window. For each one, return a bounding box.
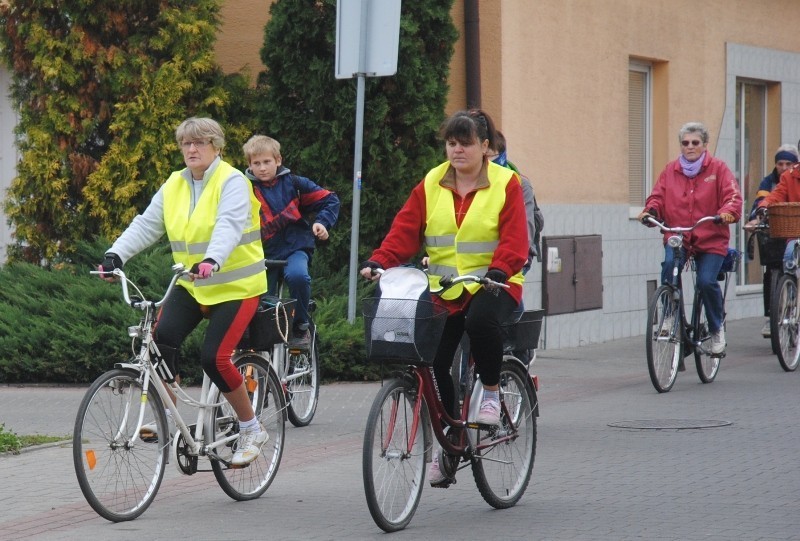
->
[628,62,652,209]
[735,80,767,286]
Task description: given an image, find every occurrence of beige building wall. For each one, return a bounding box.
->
[447,0,800,205]
[216,0,275,83]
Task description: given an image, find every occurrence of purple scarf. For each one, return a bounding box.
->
[679,152,706,178]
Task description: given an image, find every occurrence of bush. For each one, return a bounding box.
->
[0,240,377,384]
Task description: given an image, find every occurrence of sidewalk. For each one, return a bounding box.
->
[1,316,799,540]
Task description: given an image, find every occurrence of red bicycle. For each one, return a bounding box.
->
[360,267,539,532]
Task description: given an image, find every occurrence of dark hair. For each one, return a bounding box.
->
[494,130,507,154]
[440,109,498,147]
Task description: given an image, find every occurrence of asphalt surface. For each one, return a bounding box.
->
[1,316,798,541]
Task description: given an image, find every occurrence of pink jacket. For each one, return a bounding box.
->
[644,153,742,256]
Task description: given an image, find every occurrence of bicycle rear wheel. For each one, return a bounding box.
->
[73,368,168,522]
[646,285,682,392]
[693,299,720,383]
[209,355,285,500]
[363,377,429,533]
[471,360,536,508]
[286,329,320,427]
[770,274,800,372]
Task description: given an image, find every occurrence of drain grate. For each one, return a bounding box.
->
[608,419,732,430]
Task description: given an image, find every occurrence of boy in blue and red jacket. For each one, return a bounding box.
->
[243,135,340,348]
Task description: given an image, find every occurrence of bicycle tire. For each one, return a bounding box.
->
[646,285,682,393]
[363,377,429,533]
[768,270,780,354]
[73,368,168,522]
[471,359,536,509]
[210,355,285,501]
[286,329,320,427]
[693,298,720,383]
[770,274,800,372]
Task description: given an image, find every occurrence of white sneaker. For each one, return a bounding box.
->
[711,328,726,355]
[761,319,771,338]
[231,423,269,466]
[139,417,174,442]
[659,314,675,337]
[427,450,448,487]
[473,398,501,426]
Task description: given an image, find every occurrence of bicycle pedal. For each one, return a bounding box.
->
[710,352,726,359]
[430,477,455,489]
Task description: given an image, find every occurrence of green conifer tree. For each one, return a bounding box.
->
[0,1,254,264]
[255,0,457,278]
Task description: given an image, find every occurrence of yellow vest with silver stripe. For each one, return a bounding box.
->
[424,161,525,300]
[162,161,267,305]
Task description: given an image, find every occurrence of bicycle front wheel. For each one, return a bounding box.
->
[363,377,429,533]
[471,359,537,509]
[770,274,800,372]
[646,285,682,392]
[693,300,720,383]
[209,355,285,501]
[73,368,168,522]
[286,330,320,427]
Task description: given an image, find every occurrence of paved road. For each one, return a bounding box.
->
[1,317,798,540]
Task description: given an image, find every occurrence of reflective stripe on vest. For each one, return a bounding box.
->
[423,161,524,300]
[163,161,267,304]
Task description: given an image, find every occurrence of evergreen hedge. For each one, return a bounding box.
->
[0,241,378,384]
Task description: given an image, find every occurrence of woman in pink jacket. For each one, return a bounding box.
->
[637,122,742,356]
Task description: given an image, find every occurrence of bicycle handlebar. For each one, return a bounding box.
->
[365,266,509,291]
[643,215,722,233]
[91,263,189,309]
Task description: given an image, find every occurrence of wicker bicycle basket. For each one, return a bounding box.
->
[768,202,800,239]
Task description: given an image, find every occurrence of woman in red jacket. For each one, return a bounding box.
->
[360,110,528,487]
[637,122,742,356]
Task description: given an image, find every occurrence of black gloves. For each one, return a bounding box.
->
[100,253,123,275]
[360,260,380,272]
[484,269,508,284]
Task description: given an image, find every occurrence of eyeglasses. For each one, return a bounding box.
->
[681,140,703,147]
[180,140,211,150]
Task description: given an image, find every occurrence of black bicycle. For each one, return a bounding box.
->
[642,215,737,392]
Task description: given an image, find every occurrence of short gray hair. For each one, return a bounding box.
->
[175,117,225,151]
[678,122,709,145]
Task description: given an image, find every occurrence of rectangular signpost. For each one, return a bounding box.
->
[336,0,401,322]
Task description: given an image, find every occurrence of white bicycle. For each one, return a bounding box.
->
[73,264,286,522]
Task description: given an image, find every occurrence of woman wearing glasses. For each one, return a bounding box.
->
[98,117,270,466]
[637,121,742,356]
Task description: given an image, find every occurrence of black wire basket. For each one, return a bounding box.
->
[362,298,449,366]
[239,296,296,351]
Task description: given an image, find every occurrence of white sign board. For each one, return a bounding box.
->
[335,0,401,79]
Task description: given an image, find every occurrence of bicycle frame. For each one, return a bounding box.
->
[99,265,261,464]
[373,271,530,459]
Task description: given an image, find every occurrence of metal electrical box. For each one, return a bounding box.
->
[542,235,603,315]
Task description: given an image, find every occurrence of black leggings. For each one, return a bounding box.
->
[431,288,519,417]
[153,286,258,393]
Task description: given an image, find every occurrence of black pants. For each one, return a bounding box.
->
[153,286,258,393]
[431,288,519,417]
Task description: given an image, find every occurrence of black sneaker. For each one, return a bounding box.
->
[289,329,311,350]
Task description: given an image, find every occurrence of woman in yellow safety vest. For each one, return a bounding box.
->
[360,110,528,487]
[98,117,269,467]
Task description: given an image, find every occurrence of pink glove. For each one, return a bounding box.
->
[190,260,216,279]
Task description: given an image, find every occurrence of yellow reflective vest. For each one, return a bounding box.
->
[424,161,525,300]
[162,161,267,305]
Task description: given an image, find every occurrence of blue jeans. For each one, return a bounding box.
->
[783,240,798,272]
[661,247,725,334]
[267,250,312,330]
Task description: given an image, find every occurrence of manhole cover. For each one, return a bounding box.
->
[608,419,732,430]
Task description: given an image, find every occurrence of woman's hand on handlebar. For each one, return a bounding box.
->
[637,209,658,227]
[718,212,736,225]
[359,260,382,281]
